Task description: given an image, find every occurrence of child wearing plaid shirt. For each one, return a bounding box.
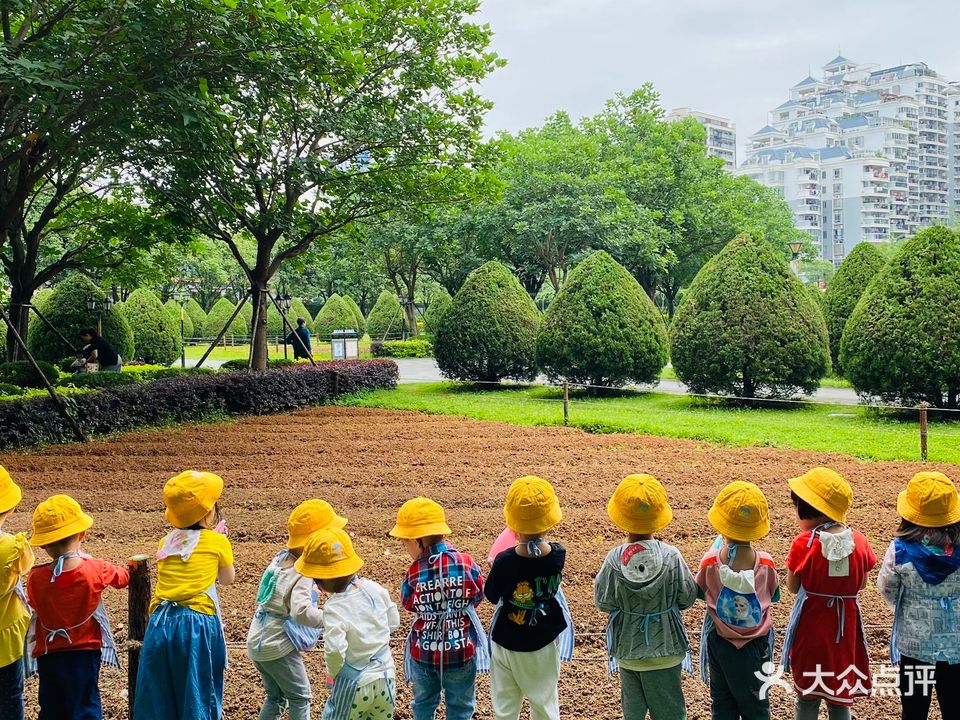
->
[390,498,486,720]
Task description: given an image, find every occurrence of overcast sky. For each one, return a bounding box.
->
[474,0,960,162]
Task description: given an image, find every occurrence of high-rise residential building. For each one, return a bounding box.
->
[665,108,737,171]
[738,56,959,264]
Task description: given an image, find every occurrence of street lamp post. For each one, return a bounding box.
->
[87,295,114,336]
[788,241,804,276]
[173,289,189,368]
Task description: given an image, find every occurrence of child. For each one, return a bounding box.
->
[247,499,345,720]
[390,497,486,720]
[0,467,33,720]
[695,481,779,720]
[134,470,236,720]
[484,475,573,720]
[595,474,698,720]
[877,471,960,720]
[782,467,875,720]
[26,494,130,719]
[294,526,400,720]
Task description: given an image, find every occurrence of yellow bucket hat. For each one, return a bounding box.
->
[504,476,562,536]
[287,499,348,550]
[707,481,771,543]
[0,466,22,514]
[607,474,673,535]
[389,497,452,540]
[898,472,960,528]
[164,471,224,529]
[294,527,364,580]
[30,495,94,547]
[788,467,852,524]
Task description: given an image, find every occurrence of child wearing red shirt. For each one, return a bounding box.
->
[26,495,129,720]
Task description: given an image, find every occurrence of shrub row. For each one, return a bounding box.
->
[0,360,399,450]
[371,339,433,358]
[0,360,59,388]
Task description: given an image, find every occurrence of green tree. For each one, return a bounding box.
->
[434,261,540,382]
[313,295,361,340]
[670,234,830,398]
[840,227,960,408]
[203,298,247,338]
[124,289,181,365]
[27,275,134,363]
[366,290,406,341]
[536,251,668,387]
[164,299,194,339]
[136,0,500,369]
[822,243,887,374]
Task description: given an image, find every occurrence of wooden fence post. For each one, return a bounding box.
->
[127,555,151,718]
[919,402,929,462]
[563,381,569,427]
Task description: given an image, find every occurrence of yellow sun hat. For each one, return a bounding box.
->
[294,527,364,580]
[788,467,852,524]
[707,481,771,543]
[30,495,94,547]
[607,474,673,535]
[287,499,348,550]
[163,471,224,529]
[389,497,452,540]
[504,476,562,536]
[897,472,960,528]
[0,466,22,514]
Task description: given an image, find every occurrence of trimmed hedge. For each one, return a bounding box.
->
[671,233,830,398]
[372,339,433,358]
[366,290,405,340]
[0,382,24,397]
[342,295,367,338]
[536,250,669,387]
[434,261,540,382]
[124,289,182,365]
[267,298,314,337]
[203,298,248,337]
[220,358,298,371]
[840,227,960,407]
[0,360,59,388]
[184,298,207,335]
[27,275,134,363]
[0,360,399,449]
[423,292,452,337]
[58,365,216,389]
[822,243,887,374]
[314,295,361,340]
[165,299,195,339]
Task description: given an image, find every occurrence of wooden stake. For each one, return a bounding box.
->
[196,291,250,368]
[919,402,929,461]
[563,381,570,426]
[127,555,151,719]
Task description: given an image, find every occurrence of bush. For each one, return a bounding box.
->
[57,372,140,389]
[220,357,298,372]
[123,289,182,365]
[822,243,887,374]
[372,339,433,358]
[424,292,452,337]
[434,261,541,382]
[366,290,405,340]
[536,251,668,387]
[27,275,134,363]
[0,382,25,396]
[0,360,399,450]
[266,298,314,337]
[671,233,830,398]
[313,295,361,340]
[164,299,194,339]
[0,360,59,388]
[840,227,960,407]
[341,296,367,337]
[184,298,207,337]
[203,298,248,337]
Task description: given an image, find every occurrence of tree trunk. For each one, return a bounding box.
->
[4,295,31,362]
[404,301,418,337]
[742,368,755,399]
[249,284,269,371]
[948,385,958,410]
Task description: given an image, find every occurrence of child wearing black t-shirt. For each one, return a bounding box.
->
[485,476,570,720]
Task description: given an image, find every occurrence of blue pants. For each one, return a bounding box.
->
[36,649,102,720]
[134,604,226,720]
[409,658,477,720]
[0,657,24,720]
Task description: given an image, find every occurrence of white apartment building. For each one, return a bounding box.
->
[738,56,960,264]
[666,108,737,171]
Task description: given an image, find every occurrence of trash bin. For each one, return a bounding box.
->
[331,329,359,360]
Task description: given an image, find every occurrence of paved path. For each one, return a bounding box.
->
[392,358,862,406]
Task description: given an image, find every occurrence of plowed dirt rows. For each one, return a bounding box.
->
[3,407,952,719]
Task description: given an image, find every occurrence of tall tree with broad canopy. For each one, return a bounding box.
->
[135,0,501,369]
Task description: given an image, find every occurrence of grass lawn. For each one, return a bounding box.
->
[658,364,851,389]
[183,342,373,363]
[341,382,960,463]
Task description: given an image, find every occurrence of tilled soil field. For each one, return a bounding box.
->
[3,406,953,719]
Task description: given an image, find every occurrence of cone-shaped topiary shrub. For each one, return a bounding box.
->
[537,251,669,387]
[434,261,540,382]
[313,295,361,340]
[121,289,182,365]
[27,275,134,363]
[366,290,405,340]
[670,233,830,398]
[341,296,366,337]
[423,292,452,338]
[267,298,315,336]
[822,243,887,374]
[164,299,194,339]
[184,298,207,335]
[203,298,248,337]
[840,226,960,407]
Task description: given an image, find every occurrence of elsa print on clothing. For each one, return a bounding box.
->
[716,587,762,628]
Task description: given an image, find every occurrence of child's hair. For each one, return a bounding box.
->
[414,534,445,549]
[896,518,960,548]
[42,533,82,558]
[790,491,828,521]
[316,574,355,593]
[186,502,221,530]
